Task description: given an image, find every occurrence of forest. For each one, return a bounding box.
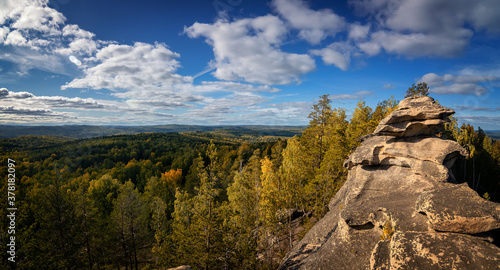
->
[1,94,499,270]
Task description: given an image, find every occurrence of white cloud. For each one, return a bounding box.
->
[0,0,307,125]
[421,73,499,86]
[11,4,65,35]
[454,105,500,112]
[251,101,312,125]
[0,0,66,51]
[0,26,9,42]
[349,0,500,58]
[62,24,95,39]
[348,23,370,40]
[185,16,316,85]
[272,0,345,44]
[329,90,372,100]
[0,0,30,25]
[0,47,68,75]
[418,73,499,96]
[384,0,500,34]
[4,30,27,46]
[0,106,69,117]
[200,81,281,93]
[357,41,381,56]
[56,38,99,55]
[383,83,395,89]
[184,92,269,123]
[0,0,101,74]
[311,42,352,71]
[63,42,190,90]
[367,29,472,57]
[0,88,33,99]
[0,88,124,111]
[455,115,500,130]
[0,87,77,122]
[432,84,488,96]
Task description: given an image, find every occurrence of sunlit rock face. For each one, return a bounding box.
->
[279,96,500,270]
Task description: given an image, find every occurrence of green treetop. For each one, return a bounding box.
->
[405,82,429,98]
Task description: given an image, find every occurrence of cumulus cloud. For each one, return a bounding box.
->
[11,4,65,35]
[349,0,500,58]
[0,88,34,99]
[272,0,345,44]
[0,0,31,25]
[0,0,298,125]
[418,73,499,95]
[63,42,189,90]
[4,30,27,46]
[311,42,353,71]
[185,15,316,85]
[431,84,489,96]
[348,23,370,40]
[62,24,95,39]
[0,0,101,75]
[1,0,66,51]
[365,29,472,57]
[329,90,372,100]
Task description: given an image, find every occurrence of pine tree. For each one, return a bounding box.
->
[370,96,398,131]
[405,82,429,98]
[346,100,373,151]
[225,167,259,268]
[171,141,226,269]
[170,189,195,266]
[304,94,334,168]
[307,108,349,217]
[111,181,148,270]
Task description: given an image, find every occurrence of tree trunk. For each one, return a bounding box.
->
[131,224,138,270]
[121,213,129,270]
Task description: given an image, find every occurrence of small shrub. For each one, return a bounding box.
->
[380,221,394,241]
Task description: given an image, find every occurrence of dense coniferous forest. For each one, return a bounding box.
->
[1,94,499,269]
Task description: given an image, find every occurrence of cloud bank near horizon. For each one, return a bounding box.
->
[0,0,499,127]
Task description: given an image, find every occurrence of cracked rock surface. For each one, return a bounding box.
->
[279,96,500,270]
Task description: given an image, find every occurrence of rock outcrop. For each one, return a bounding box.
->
[167,266,192,270]
[279,96,500,269]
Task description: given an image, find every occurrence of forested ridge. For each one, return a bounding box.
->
[0,125,305,140]
[1,95,499,269]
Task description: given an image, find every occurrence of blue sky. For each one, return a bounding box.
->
[0,0,500,129]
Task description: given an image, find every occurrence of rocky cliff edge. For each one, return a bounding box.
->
[279,96,500,269]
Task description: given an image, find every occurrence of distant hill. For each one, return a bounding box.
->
[485,130,500,140]
[0,124,305,140]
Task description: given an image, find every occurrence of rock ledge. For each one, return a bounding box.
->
[279,96,500,269]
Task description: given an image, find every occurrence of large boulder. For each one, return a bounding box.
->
[374,96,454,137]
[279,96,500,269]
[371,232,500,269]
[416,183,500,234]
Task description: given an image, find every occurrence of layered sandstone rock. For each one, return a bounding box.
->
[279,96,500,269]
[167,266,192,270]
